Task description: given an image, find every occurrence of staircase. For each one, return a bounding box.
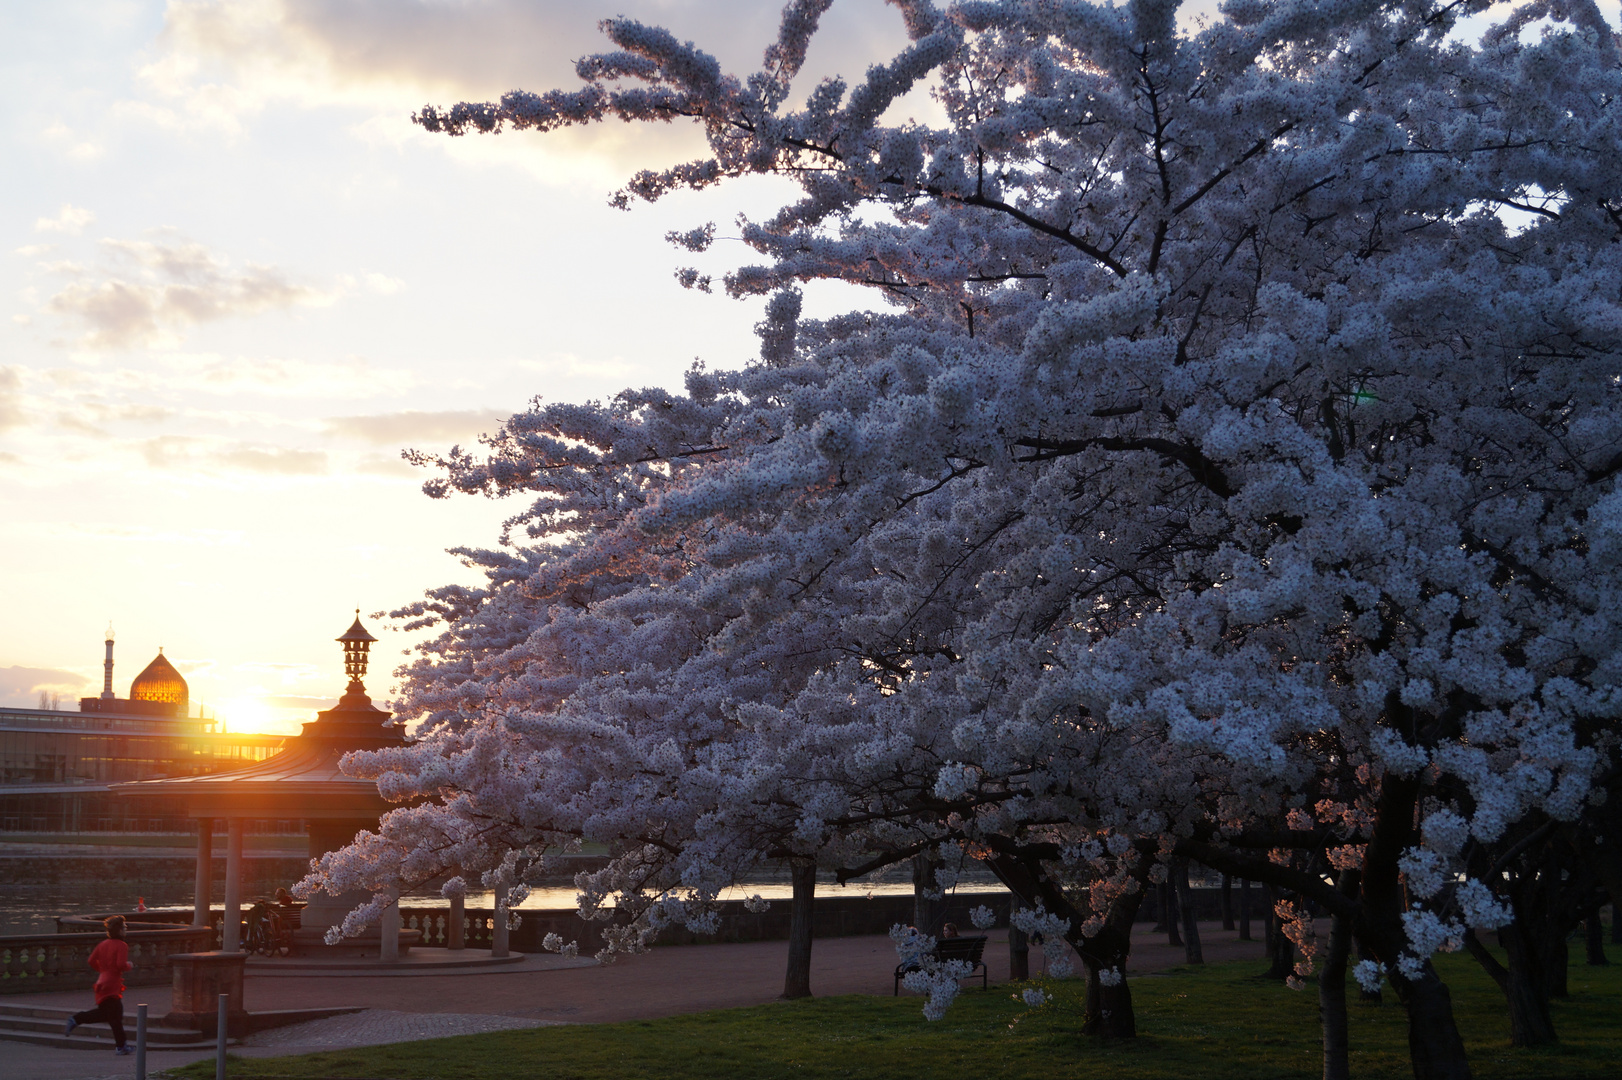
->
[0,1001,222,1050]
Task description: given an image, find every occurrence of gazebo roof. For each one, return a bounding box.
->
[336,615,378,644]
[115,680,407,820]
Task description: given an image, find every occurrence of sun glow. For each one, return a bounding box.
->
[217,697,288,736]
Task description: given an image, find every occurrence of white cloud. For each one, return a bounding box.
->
[133,0,919,183]
[334,271,406,295]
[35,205,96,236]
[0,666,91,708]
[0,366,25,430]
[39,236,331,350]
[324,408,508,446]
[218,444,330,475]
[141,434,330,475]
[259,694,339,708]
[160,353,418,399]
[50,401,178,438]
[17,522,250,547]
[40,122,105,161]
[354,452,421,478]
[37,353,416,404]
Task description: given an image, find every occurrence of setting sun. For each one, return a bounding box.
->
[216,697,309,738]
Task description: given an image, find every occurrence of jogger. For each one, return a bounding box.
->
[63,914,133,1054]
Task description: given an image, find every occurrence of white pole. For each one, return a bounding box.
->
[193,818,213,927]
[222,819,244,951]
[135,1003,147,1080]
[215,993,228,1080]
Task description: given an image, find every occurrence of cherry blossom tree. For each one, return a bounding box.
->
[298,3,1622,1079]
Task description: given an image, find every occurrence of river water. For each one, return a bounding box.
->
[0,842,1007,934]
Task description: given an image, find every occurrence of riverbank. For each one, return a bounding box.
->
[0,833,308,933]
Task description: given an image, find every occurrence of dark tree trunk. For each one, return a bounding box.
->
[1319,872,1357,1080]
[1542,919,1569,999]
[1083,960,1137,1038]
[1238,877,1253,941]
[1356,939,1383,1004]
[1268,918,1296,978]
[1221,873,1235,932]
[1586,914,1609,965]
[782,860,816,999]
[911,852,942,935]
[1009,901,1030,981]
[1079,882,1146,1037]
[1466,927,1556,1047]
[1262,883,1275,951]
[1357,765,1474,1080]
[1164,878,1184,947]
[1152,882,1168,932]
[1613,902,1621,945]
[1265,885,1293,980]
[1175,860,1203,964]
[1401,966,1476,1080]
[984,849,1144,1038]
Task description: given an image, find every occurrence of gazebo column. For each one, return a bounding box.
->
[448,889,465,950]
[192,817,213,927]
[222,818,245,952]
[492,893,509,958]
[380,900,400,961]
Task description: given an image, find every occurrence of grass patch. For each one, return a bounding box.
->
[170,943,1622,1080]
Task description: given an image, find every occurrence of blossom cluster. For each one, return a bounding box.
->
[297,0,1622,1036]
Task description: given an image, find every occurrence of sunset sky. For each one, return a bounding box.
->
[0,0,927,733]
[4,0,1613,734]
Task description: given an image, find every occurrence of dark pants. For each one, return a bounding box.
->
[73,996,125,1047]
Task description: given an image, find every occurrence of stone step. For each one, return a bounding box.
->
[0,1028,227,1052]
[0,1004,215,1049]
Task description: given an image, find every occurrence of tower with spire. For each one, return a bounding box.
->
[101,624,115,700]
[80,634,193,722]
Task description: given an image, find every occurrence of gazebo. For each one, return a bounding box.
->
[117,614,416,958]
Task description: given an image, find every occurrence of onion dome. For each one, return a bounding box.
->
[129,649,188,711]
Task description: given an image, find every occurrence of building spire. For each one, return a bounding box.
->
[101,623,115,700]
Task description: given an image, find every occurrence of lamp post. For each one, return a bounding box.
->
[337,611,377,690]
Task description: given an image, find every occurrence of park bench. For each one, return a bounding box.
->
[893,934,989,995]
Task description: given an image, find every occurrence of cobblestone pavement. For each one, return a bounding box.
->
[247,1007,563,1049]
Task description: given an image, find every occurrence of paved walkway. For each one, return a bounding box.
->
[10,920,1267,1079]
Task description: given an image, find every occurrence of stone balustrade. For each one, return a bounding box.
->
[0,925,214,994]
[61,909,230,949]
[401,908,495,949]
[399,894,1016,956]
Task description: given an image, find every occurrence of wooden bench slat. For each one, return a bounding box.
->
[893,934,990,995]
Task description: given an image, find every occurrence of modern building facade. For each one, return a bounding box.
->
[0,633,285,832]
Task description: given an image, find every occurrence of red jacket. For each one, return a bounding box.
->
[87,938,130,1003]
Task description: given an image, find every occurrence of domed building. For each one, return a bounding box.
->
[81,637,192,720]
[129,650,188,714]
[0,630,283,832]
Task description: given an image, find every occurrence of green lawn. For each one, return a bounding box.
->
[171,945,1622,1080]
